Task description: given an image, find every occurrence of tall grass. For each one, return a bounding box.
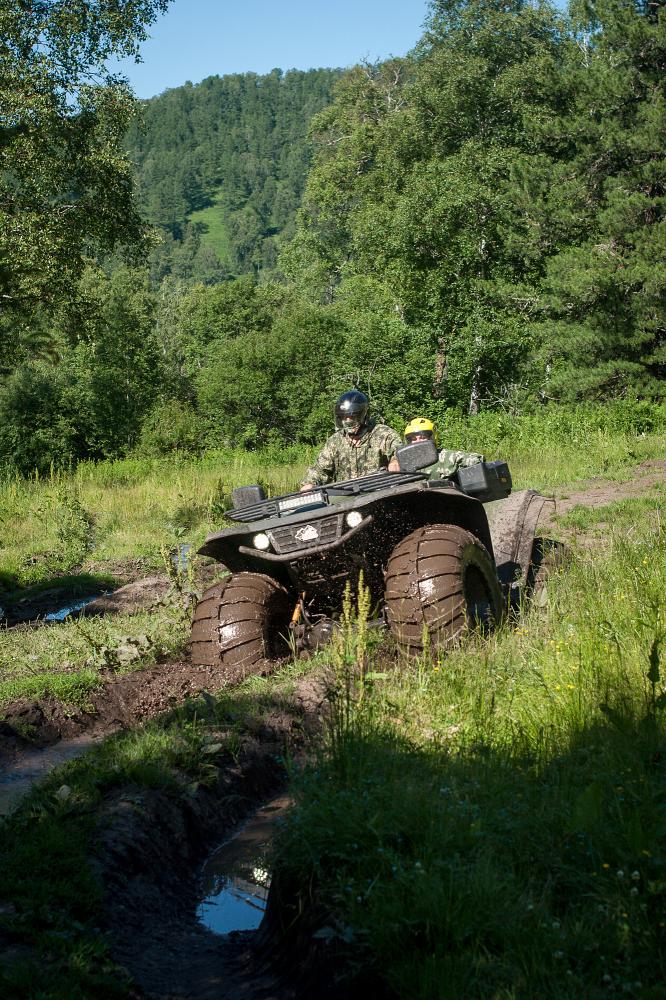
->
[0,447,312,588]
[274,497,666,997]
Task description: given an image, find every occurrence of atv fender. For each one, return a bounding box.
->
[485,490,554,597]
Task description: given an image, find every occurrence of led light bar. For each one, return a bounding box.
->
[278,490,326,514]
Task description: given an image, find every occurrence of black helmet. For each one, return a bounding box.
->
[335,390,370,436]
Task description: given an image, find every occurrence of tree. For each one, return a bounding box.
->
[283,2,572,410]
[0,0,171,349]
[535,0,666,400]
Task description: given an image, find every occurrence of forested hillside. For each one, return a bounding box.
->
[1,0,663,477]
[125,68,341,282]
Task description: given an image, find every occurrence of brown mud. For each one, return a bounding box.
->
[549,459,665,516]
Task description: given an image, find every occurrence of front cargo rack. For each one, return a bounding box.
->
[226,470,428,523]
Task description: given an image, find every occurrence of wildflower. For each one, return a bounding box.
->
[616,870,624,879]
[567,683,575,689]
[602,863,610,869]
[630,887,638,896]
[631,871,640,881]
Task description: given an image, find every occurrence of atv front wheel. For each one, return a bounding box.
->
[385,525,503,652]
[190,572,293,681]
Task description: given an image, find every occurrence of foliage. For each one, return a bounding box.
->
[136,399,204,456]
[0,266,164,474]
[283,0,665,408]
[125,68,341,283]
[0,0,171,361]
[534,0,666,400]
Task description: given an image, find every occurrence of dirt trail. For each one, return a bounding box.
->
[93,675,328,1000]
[548,459,665,516]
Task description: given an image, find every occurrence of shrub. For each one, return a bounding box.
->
[136,400,204,457]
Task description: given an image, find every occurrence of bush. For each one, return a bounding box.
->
[136,400,204,457]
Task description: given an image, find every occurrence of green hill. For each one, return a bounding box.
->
[126,68,341,284]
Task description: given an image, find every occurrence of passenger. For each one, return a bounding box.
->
[300,390,402,490]
[402,417,484,479]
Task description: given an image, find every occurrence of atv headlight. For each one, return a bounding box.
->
[253,532,270,550]
[345,510,363,528]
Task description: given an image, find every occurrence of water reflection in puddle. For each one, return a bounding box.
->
[197,795,290,935]
[44,595,101,621]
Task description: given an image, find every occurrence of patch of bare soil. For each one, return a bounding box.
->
[548,459,666,517]
[0,658,284,763]
[2,574,170,627]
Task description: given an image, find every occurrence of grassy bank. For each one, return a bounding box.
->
[274,495,666,997]
[0,445,310,593]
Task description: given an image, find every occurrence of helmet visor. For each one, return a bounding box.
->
[405,430,433,443]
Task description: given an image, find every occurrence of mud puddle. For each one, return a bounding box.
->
[197,795,291,935]
[0,732,106,816]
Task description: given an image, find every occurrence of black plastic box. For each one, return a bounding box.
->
[457,461,512,502]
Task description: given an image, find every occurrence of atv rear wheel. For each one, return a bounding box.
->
[190,572,293,681]
[385,525,504,652]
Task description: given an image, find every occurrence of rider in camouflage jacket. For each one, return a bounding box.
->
[300,391,401,488]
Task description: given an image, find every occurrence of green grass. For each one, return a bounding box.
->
[0,600,194,708]
[188,189,232,263]
[1,403,664,594]
[273,506,666,997]
[0,404,664,994]
[0,447,312,590]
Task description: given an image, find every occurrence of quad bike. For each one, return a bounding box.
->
[190,439,553,680]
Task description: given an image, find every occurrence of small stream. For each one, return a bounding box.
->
[197,795,291,934]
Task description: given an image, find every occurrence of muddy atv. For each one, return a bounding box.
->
[191,439,553,680]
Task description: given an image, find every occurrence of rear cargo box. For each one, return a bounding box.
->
[457,461,512,502]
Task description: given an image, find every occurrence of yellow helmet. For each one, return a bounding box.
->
[404,417,438,446]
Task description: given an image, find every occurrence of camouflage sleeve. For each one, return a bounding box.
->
[377,425,402,462]
[429,448,485,480]
[300,434,339,487]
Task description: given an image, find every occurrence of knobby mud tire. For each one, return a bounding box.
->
[190,572,293,682]
[385,524,504,652]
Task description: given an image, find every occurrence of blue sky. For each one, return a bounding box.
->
[114,0,431,99]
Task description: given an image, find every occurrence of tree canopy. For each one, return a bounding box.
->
[0,0,170,356]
